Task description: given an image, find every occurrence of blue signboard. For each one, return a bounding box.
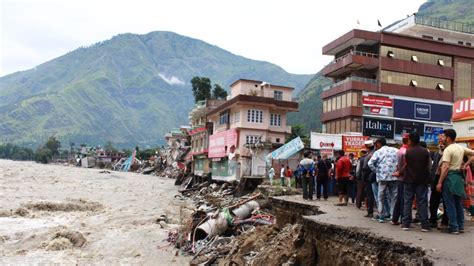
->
[393,99,451,123]
[424,126,444,144]
[269,137,304,160]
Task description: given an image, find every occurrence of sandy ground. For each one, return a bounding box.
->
[0,159,191,265]
[276,195,474,265]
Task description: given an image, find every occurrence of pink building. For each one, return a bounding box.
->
[207,79,299,181]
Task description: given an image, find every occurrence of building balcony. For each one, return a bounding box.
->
[321,77,378,98]
[322,51,379,77]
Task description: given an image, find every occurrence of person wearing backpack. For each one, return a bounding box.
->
[300,152,315,200]
[316,155,330,200]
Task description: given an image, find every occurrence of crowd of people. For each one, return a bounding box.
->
[270,129,474,234]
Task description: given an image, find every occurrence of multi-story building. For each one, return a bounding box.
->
[188,99,225,178]
[320,14,473,144]
[206,79,298,181]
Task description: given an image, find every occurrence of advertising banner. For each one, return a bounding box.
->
[395,120,425,135]
[208,129,238,158]
[362,96,393,108]
[310,133,342,150]
[452,98,474,122]
[362,117,394,139]
[342,136,369,155]
[424,126,444,144]
[270,137,304,160]
[393,99,452,123]
[454,120,474,139]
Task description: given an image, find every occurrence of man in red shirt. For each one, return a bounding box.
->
[335,150,352,206]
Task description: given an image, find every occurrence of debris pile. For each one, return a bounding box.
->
[168,182,277,264]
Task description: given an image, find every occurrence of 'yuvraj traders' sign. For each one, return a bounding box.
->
[342,136,369,155]
[363,117,394,139]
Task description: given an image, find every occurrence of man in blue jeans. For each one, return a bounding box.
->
[397,132,431,232]
[437,129,474,234]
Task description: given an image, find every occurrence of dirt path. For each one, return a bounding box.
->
[0,159,191,265]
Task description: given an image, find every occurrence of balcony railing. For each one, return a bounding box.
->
[414,14,473,34]
[328,51,379,65]
[323,76,378,91]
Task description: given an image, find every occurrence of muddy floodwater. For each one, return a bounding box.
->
[0,159,190,265]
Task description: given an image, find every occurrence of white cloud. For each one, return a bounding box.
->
[1,0,426,76]
[158,73,185,86]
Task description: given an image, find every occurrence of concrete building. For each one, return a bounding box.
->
[206,79,298,181]
[320,14,473,144]
[188,99,225,178]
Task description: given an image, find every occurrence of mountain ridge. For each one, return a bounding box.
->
[0,31,312,148]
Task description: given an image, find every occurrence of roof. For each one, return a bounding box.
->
[230,79,295,90]
[206,94,298,116]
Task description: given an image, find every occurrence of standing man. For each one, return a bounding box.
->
[348,153,357,204]
[280,165,285,187]
[316,155,330,200]
[362,140,376,217]
[335,150,352,206]
[400,132,432,232]
[429,143,448,228]
[391,134,409,225]
[368,138,399,223]
[437,129,474,234]
[355,150,368,209]
[268,165,275,186]
[300,152,315,200]
[285,166,292,188]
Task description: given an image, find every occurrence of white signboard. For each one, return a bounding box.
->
[454,120,474,138]
[310,132,342,150]
[269,137,305,160]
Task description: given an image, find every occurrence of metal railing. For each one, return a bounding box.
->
[323,76,378,91]
[414,14,473,34]
[328,51,379,65]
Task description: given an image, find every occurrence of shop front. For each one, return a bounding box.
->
[208,129,239,181]
[453,98,474,149]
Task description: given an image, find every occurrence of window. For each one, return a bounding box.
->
[274,91,283,101]
[246,135,261,144]
[456,62,472,99]
[247,109,263,123]
[341,93,347,108]
[219,111,229,125]
[422,35,433,40]
[467,42,472,46]
[270,113,281,126]
[276,138,281,143]
[234,111,240,123]
[438,37,444,41]
[336,95,341,109]
[458,41,464,45]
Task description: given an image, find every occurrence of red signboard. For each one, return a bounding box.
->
[208,129,238,158]
[342,136,369,155]
[453,98,474,122]
[363,96,393,108]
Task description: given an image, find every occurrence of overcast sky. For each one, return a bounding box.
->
[0,0,426,76]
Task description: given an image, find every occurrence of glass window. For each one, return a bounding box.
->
[274,90,283,100]
[323,100,327,113]
[247,109,263,123]
[234,111,240,123]
[346,93,352,107]
[331,97,336,111]
[340,118,346,133]
[341,93,347,108]
[270,113,281,126]
[336,95,341,110]
[219,111,229,125]
[381,45,452,67]
[456,62,472,99]
[346,118,351,132]
[335,120,341,133]
[381,70,451,91]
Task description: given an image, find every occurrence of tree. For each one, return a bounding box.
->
[191,76,212,102]
[287,124,309,146]
[45,136,61,157]
[212,84,228,100]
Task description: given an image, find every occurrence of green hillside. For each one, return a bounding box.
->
[417,0,474,23]
[289,0,473,133]
[0,31,312,148]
